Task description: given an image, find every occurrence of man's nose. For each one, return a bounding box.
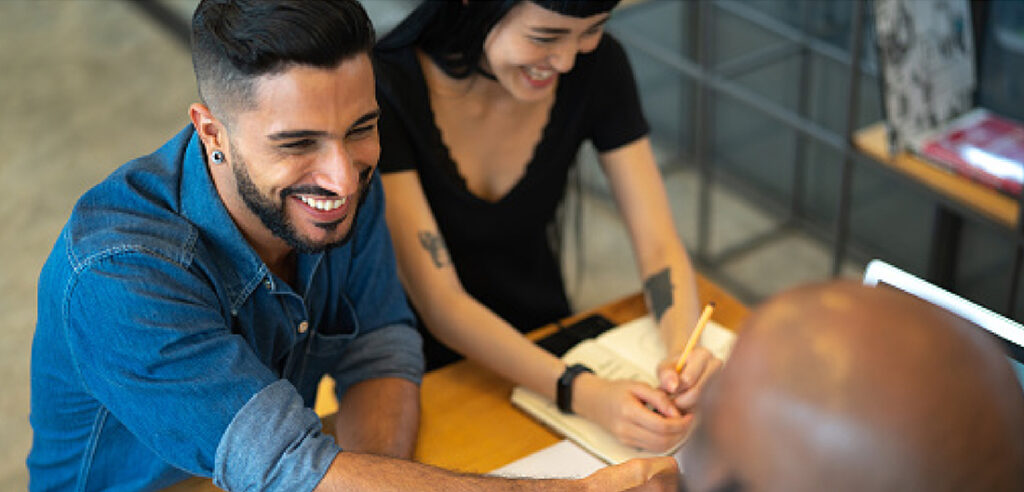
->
[311,145,358,196]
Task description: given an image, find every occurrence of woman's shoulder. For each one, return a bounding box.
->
[560,33,634,99]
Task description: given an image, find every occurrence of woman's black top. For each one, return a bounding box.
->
[375,35,649,368]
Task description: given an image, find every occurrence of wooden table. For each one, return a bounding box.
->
[165,274,747,490]
[411,274,747,473]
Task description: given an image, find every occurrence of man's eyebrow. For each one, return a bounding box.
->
[266,129,330,141]
[529,16,609,35]
[265,110,379,141]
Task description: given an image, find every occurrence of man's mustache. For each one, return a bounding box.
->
[279,168,374,200]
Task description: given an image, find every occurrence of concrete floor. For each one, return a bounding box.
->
[0,1,861,488]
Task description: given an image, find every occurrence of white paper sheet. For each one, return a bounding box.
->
[489,439,688,480]
[489,440,606,479]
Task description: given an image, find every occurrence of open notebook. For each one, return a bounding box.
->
[511,315,736,464]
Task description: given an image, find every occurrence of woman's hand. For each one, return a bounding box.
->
[656,347,722,412]
[572,372,693,452]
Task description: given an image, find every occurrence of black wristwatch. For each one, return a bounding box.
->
[556,363,594,414]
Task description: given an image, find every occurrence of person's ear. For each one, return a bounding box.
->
[189,103,229,163]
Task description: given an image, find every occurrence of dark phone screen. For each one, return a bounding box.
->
[536,314,617,357]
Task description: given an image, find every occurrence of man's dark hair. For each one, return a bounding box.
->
[191,0,375,120]
[377,0,619,80]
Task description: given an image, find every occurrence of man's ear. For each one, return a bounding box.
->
[189,103,228,155]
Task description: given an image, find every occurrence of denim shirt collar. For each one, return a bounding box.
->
[178,127,269,314]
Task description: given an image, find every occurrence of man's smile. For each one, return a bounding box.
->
[292,194,350,224]
[297,195,348,211]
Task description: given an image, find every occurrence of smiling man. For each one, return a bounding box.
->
[27,1,423,490]
[26,1,679,491]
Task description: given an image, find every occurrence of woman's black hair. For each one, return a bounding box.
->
[377,0,620,79]
[191,0,375,118]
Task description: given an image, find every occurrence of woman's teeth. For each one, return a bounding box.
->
[299,196,346,211]
[526,66,554,81]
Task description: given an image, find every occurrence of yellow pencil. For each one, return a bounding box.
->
[673,301,716,373]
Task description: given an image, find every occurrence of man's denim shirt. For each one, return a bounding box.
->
[27,126,424,491]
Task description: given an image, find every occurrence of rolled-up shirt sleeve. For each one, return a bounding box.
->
[214,380,340,491]
[330,323,424,401]
[65,252,338,490]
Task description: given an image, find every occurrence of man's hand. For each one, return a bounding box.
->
[657,346,721,412]
[582,457,679,491]
[573,372,693,452]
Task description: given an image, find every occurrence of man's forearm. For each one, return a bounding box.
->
[333,377,419,458]
[314,453,678,492]
[314,452,580,492]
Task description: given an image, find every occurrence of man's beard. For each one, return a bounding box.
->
[230,143,373,254]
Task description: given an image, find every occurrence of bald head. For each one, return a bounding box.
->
[684,281,1024,492]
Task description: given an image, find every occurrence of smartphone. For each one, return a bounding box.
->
[536,314,616,357]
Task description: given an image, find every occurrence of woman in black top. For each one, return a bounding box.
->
[376,0,718,452]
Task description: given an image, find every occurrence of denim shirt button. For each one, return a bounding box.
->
[297,321,309,334]
[264,279,272,290]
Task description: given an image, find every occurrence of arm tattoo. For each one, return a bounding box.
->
[417,230,450,268]
[643,267,674,322]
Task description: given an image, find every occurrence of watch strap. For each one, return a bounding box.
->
[556,363,594,414]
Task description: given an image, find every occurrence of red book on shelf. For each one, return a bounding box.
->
[917,108,1024,197]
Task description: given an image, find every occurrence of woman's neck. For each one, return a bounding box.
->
[416,49,531,110]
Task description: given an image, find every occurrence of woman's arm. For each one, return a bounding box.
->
[382,171,564,398]
[599,137,722,411]
[382,170,688,451]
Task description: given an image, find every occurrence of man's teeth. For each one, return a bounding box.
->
[526,67,554,81]
[299,196,346,211]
